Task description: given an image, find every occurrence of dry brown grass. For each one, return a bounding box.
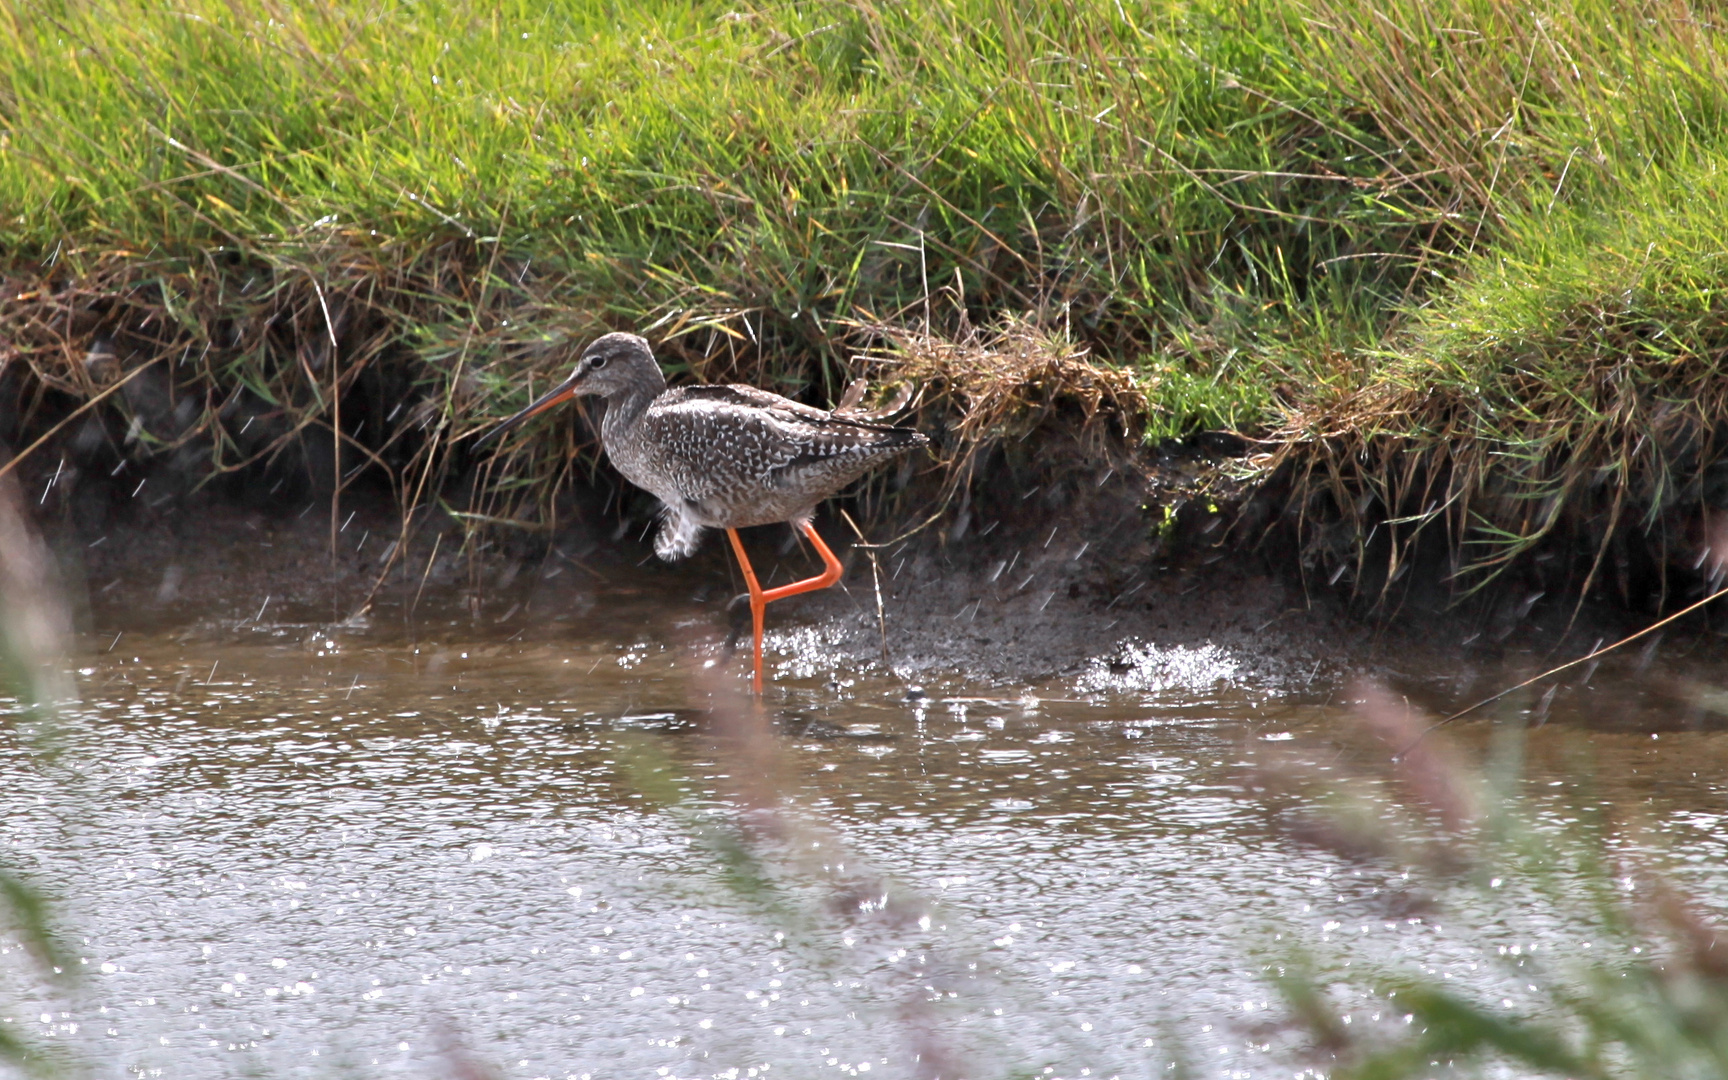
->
[863,316,1150,444]
[1254,308,1728,610]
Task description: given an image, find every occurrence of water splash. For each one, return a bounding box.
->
[1076,639,1242,694]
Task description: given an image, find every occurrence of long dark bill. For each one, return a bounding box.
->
[470,371,584,450]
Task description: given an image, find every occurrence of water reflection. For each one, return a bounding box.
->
[2,582,1728,1079]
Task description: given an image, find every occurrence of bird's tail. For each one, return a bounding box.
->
[833,379,917,421]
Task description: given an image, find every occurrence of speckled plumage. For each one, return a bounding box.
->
[516,333,927,560]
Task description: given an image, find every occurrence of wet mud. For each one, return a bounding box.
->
[62,489,1372,690]
[55,471,1728,741]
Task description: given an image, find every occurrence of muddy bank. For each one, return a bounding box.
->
[18,376,1728,709]
[8,278,1728,666]
[27,416,1360,682]
[4,436,1401,700]
[13,430,1728,746]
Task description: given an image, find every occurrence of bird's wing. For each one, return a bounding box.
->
[664,383,828,419]
[639,387,923,501]
[663,384,917,436]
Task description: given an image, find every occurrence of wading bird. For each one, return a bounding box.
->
[475,333,927,691]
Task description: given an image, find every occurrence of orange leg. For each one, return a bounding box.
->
[724,521,844,693]
[725,527,766,692]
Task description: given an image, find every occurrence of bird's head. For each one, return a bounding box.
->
[560,332,661,401]
[473,332,665,449]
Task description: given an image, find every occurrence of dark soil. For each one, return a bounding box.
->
[44,437,1389,693]
[22,404,1728,719]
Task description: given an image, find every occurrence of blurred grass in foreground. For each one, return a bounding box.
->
[0,474,78,1075]
[611,660,1011,1078]
[4,0,1728,593]
[1260,684,1728,1078]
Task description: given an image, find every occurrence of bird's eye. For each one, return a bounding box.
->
[589,355,608,370]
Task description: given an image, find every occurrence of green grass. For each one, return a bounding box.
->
[1276,155,1728,593]
[1256,0,1728,596]
[3,0,1407,389]
[5,0,1728,595]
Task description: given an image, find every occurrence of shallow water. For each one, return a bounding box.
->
[5,580,1728,1079]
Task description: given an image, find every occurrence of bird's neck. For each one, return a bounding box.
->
[600,377,662,439]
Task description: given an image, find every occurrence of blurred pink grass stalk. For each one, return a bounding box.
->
[0,473,74,714]
[1353,680,1480,833]
[1260,688,1728,1076]
[681,655,971,1080]
[0,465,79,1074]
